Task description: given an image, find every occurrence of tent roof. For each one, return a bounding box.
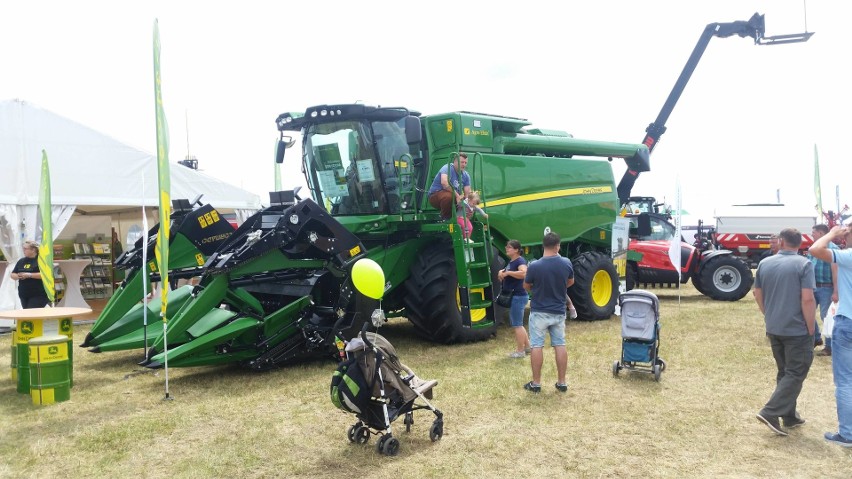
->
[0,99,262,211]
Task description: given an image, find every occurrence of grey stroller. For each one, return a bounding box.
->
[330,326,443,456]
[612,289,666,381]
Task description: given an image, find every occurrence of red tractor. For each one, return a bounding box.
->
[626,212,753,301]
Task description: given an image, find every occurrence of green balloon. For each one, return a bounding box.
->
[352,258,385,299]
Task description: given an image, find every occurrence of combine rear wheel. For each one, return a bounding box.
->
[698,255,753,301]
[569,251,619,321]
[404,240,497,343]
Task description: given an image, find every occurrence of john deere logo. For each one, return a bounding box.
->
[21,321,34,335]
[61,318,71,332]
[48,346,59,355]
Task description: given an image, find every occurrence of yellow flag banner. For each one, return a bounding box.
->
[38,149,55,303]
[153,20,170,322]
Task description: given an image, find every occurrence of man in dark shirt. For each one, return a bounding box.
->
[523,232,574,393]
[753,228,816,436]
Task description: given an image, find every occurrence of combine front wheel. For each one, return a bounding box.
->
[404,240,496,343]
[569,251,619,321]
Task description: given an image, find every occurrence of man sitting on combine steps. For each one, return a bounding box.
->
[427,153,471,220]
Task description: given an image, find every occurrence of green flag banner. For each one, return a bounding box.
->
[814,144,823,219]
[38,149,55,304]
[153,20,170,323]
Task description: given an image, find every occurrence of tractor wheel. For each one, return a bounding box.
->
[404,240,497,343]
[625,261,637,291]
[691,271,709,296]
[569,251,619,321]
[698,255,754,301]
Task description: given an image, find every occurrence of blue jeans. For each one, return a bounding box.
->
[529,311,566,348]
[508,293,528,328]
[833,315,852,438]
[814,287,832,344]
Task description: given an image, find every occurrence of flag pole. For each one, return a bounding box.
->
[153,19,173,400]
[667,178,683,308]
[141,175,149,358]
[38,150,56,307]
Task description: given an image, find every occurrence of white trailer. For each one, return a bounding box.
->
[713,206,817,267]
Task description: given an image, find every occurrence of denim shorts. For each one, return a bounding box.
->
[529,311,566,348]
[508,293,528,328]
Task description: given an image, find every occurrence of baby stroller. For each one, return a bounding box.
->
[330,326,443,456]
[612,289,666,382]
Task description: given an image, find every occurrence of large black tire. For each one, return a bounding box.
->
[403,240,497,343]
[698,255,754,301]
[568,251,619,321]
[625,261,637,292]
[691,273,709,296]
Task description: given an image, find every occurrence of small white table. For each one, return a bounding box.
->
[56,259,92,309]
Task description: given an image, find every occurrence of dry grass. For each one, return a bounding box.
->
[2,284,851,478]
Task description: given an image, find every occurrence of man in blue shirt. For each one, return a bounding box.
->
[753,228,815,436]
[427,153,471,220]
[810,224,852,447]
[523,232,574,393]
[808,224,839,355]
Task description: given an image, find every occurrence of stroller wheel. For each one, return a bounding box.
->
[382,436,400,456]
[354,426,370,445]
[653,364,662,382]
[376,434,388,453]
[657,358,667,372]
[429,420,444,442]
[347,425,357,443]
[612,360,620,377]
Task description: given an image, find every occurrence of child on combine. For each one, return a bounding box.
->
[456,191,488,241]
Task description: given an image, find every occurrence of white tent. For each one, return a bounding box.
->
[0,99,262,315]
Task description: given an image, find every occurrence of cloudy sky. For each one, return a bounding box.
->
[4,0,848,224]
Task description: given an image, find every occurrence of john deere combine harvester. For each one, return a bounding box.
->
[87,104,649,369]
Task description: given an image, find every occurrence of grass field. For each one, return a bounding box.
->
[2,284,851,478]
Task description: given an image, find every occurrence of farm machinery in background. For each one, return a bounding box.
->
[85,103,650,369]
[616,12,813,204]
[626,210,753,301]
[712,205,817,268]
[615,13,811,299]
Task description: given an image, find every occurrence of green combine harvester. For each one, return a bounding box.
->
[88,104,649,369]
